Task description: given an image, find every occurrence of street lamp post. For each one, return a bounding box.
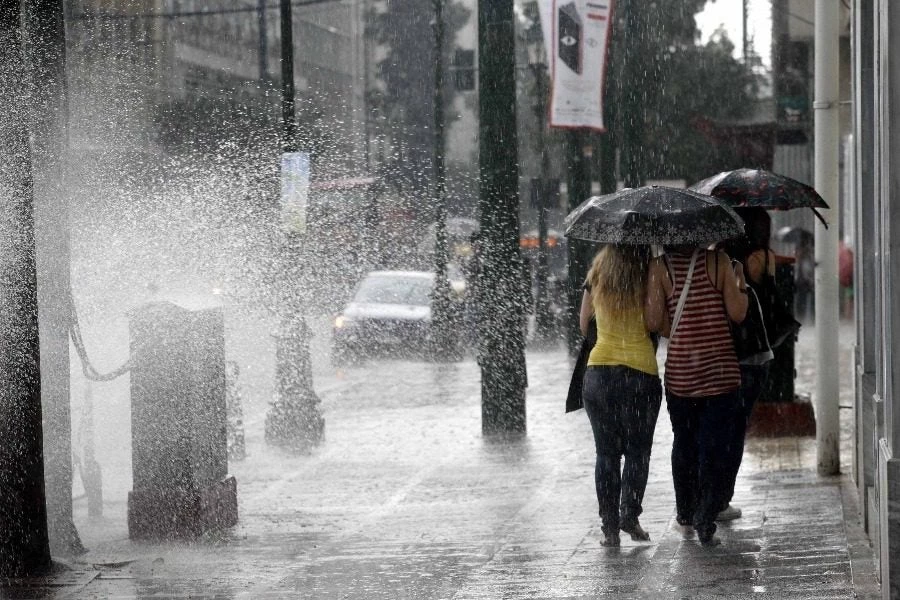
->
[525,28,556,347]
[264,0,325,451]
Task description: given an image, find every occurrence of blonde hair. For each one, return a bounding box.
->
[587,245,651,314]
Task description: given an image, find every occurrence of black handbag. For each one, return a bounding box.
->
[755,270,801,349]
[730,285,772,361]
[566,316,596,413]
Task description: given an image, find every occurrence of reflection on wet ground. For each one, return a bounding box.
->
[6,322,877,598]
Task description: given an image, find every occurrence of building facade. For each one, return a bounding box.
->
[66,0,367,178]
[851,0,900,597]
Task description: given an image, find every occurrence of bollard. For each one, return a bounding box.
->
[127,300,237,539]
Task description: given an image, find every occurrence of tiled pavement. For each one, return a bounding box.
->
[1,321,881,599]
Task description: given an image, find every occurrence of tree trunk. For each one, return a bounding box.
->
[0,0,52,576]
[477,0,526,434]
[23,0,84,557]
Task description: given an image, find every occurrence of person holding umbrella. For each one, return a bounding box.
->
[577,244,661,547]
[717,207,777,522]
[645,241,747,547]
[566,186,746,548]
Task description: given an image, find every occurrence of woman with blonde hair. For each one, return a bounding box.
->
[578,244,662,547]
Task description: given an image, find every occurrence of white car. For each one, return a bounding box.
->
[331,270,463,363]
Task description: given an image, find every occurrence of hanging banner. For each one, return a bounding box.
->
[280,151,310,233]
[538,0,613,131]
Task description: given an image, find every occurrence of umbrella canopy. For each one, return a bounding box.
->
[690,168,829,227]
[564,186,745,246]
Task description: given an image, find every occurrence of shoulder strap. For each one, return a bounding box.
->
[670,249,699,339]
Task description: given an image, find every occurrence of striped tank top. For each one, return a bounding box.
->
[664,251,740,397]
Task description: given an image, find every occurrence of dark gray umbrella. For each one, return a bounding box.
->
[690,168,829,227]
[564,186,744,246]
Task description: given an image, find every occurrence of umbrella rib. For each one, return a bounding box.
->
[812,207,829,229]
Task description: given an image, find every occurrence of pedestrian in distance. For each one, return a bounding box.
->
[718,207,777,523]
[794,234,815,322]
[578,244,663,548]
[645,243,748,547]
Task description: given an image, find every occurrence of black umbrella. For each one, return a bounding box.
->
[564,186,745,246]
[690,168,829,227]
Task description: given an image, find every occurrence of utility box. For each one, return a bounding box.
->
[127,299,237,539]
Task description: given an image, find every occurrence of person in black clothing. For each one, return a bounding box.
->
[718,207,777,522]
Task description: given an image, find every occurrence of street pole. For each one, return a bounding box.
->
[619,0,643,189]
[478,0,527,434]
[564,128,592,356]
[0,0,52,575]
[25,0,84,557]
[257,0,268,81]
[814,0,840,475]
[742,0,749,63]
[532,63,555,347]
[431,0,455,359]
[280,0,297,154]
[265,0,325,451]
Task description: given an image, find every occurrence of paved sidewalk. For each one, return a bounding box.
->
[2,322,879,598]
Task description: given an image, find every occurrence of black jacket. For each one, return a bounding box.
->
[565,316,596,413]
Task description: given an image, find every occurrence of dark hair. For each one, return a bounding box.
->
[737,207,771,250]
[724,207,770,261]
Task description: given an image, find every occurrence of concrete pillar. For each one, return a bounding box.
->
[813,0,841,476]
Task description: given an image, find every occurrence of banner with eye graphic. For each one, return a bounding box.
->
[537,0,613,131]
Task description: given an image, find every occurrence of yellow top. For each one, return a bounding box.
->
[587,300,658,376]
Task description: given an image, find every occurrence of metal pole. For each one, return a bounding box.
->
[280,0,297,154]
[0,0,51,575]
[431,0,455,359]
[814,0,840,475]
[258,0,268,81]
[564,129,591,355]
[742,0,749,62]
[478,0,526,433]
[620,0,643,189]
[533,63,554,346]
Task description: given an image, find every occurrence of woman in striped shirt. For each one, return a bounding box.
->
[645,245,748,547]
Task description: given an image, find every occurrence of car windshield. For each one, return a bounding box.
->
[354,274,432,306]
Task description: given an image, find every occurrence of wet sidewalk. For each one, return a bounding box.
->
[4,322,880,598]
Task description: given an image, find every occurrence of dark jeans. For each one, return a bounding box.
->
[583,366,662,536]
[666,389,741,541]
[722,363,770,508]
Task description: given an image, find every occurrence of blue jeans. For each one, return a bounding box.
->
[666,389,741,541]
[721,363,770,508]
[582,366,662,535]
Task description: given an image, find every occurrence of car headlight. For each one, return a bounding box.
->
[334,315,352,329]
